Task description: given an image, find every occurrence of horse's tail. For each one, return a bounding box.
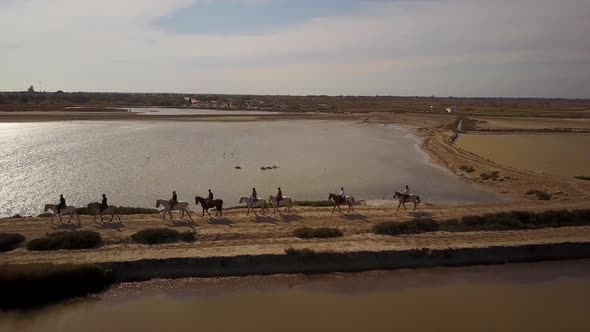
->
[417,196,421,204]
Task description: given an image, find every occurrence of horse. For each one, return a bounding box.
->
[393,191,421,211]
[268,195,293,213]
[44,204,80,224]
[328,193,355,214]
[156,199,192,220]
[238,196,268,215]
[195,196,223,217]
[87,202,122,223]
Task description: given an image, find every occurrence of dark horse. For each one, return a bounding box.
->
[195,196,224,217]
[328,193,355,214]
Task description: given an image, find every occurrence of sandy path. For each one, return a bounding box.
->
[2,200,589,265]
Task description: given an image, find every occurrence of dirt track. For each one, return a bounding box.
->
[1,199,589,265]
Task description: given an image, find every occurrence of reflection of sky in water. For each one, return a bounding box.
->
[0,121,502,217]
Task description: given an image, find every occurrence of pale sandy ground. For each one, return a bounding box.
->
[471,116,590,130]
[1,200,589,265]
[2,111,590,266]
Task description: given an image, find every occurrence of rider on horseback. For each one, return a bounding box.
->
[170,191,178,209]
[100,194,108,212]
[57,194,66,214]
[402,185,410,201]
[207,189,214,207]
[276,187,283,206]
[339,187,345,204]
[251,188,258,202]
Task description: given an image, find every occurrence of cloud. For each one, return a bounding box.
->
[0,0,589,97]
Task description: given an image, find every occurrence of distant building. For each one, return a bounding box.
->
[446,106,457,113]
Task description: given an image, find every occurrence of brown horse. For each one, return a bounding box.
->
[195,196,223,217]
[328,193,355,214]
[393,191,420,211]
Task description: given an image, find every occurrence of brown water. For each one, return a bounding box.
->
[2,260,589,332]
[457,133,590,177]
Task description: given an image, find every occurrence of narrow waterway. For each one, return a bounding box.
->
[2,260,589,332]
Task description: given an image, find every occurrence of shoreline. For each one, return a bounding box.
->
[1,111,590,288]
[106,242,590,283]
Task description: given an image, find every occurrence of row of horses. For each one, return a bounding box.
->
[43,191,420,224]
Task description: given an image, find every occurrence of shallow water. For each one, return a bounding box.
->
[127,107,279,116]
[2,260,589,332]
[457,133,590,177]
[0,120,500,217]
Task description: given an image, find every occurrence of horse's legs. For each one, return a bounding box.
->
[402,202,407,211]
[413,202,417,211]
[396,202,401,212]
[332,204,336,214]
[186,208,192,220]
[117,213,122,223]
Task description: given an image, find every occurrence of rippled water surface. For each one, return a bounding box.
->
[0,120,501,216]
[2,260,589,332]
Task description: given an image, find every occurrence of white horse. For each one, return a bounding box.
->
[328,193,355,214]
[44,204,80,224]
[393,191,421,211]
[268,195,293,213]
[239,196,268,215]
[156,199,192,220]
[87,202,122,223]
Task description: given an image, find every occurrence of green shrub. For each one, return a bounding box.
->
[415,218,441,232]
[76,206,158,215]
[375,209,590,236]
[295,200,334,207]
[0,233,25,252]
[459,165,475,173]
[373,218,441,236]
[293,227,343,239]
[180,231,196,243]
[526,189,552,201]
[27,231,102,251]
[0,263,113,309]
[373,221,416,235]
[285,247,317,257]
[480,171,501,181]
[131,228,196,245]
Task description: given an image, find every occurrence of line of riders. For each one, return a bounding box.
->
[50,185,419,223]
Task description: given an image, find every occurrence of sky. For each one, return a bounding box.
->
[0,0,589,98]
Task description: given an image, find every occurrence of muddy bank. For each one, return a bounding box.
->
[109,242,590,282]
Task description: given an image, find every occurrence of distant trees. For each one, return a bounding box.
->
[27,85,35,93]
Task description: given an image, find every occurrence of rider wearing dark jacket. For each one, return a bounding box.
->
[276,187,283,205]
[100,194,108,212]
[57,195,66,213]
[207,189,214,206]
[170,191,178,208]
[251,188,257,202]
